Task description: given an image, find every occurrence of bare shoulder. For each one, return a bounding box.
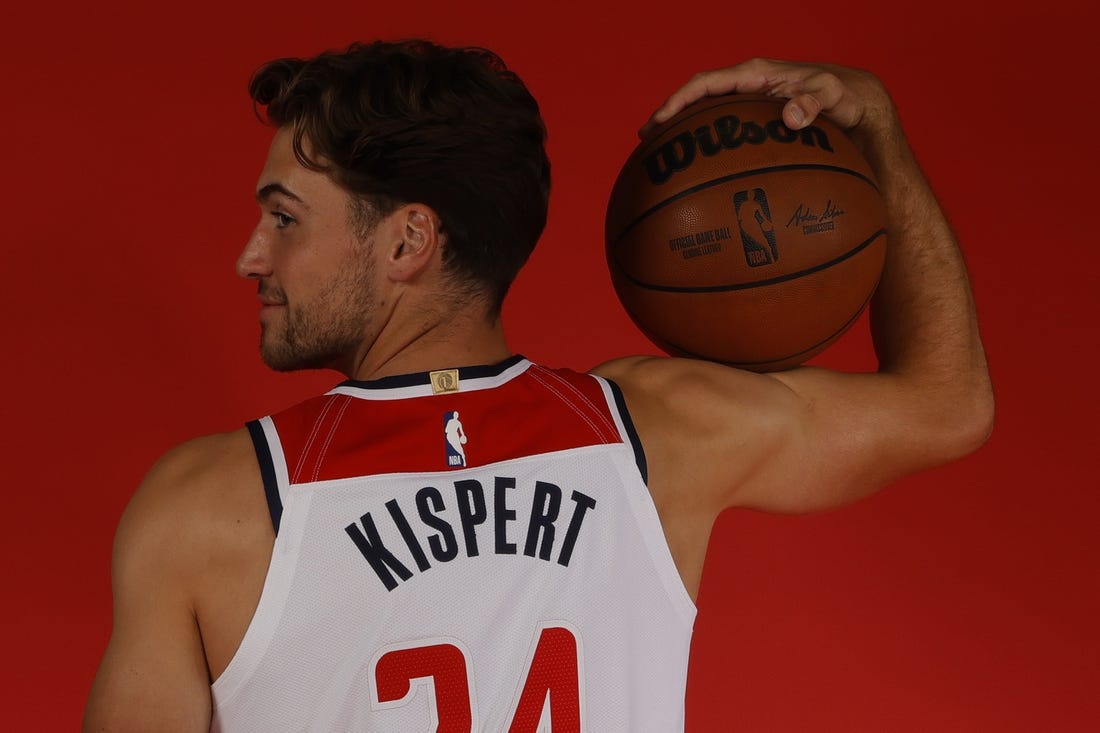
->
[139,429,258,493]
[591,355,799,433]
[590,355,805,594]
[85,429,267,731]
[136,430,274,678]
[119,429,264,560]
[592,355,792,406]
[591,356,800,511]
[112,428,272,631]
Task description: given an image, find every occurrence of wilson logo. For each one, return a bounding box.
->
[643,115,834,186]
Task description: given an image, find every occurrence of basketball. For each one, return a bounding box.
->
[605,94,887,372]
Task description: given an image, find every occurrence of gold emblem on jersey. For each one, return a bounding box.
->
[430,369,460,395]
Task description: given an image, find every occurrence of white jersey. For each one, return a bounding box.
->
[211,357,696,732]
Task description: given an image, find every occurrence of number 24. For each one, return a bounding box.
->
[372,625,581,732]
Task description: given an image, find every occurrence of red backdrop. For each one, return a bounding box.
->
[2,1,1097,729]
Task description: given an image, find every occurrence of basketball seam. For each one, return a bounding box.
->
[611,164,881,247]
[663,286,877,367]
[615,228,885,293]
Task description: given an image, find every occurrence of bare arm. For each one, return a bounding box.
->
[600,59,993,518]
[83,443,214,731]
[83,428,269,731]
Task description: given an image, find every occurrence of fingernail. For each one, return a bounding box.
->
[788,105,805,127]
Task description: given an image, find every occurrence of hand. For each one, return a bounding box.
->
[638,58,898,149]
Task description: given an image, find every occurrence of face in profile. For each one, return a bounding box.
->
[238,128,381,373]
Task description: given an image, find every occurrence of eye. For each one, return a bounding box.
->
[272,211,295,229]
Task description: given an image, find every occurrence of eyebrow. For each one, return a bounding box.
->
[255,183,308,208]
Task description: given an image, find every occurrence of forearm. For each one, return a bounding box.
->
[861,113,994,440]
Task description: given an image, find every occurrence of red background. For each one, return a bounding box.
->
[2,1,1097,729]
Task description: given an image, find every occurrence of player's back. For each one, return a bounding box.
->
[210,356,696,732]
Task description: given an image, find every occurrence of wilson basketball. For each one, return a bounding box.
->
[605,94,887,371]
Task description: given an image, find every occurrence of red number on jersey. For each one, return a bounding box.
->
[372,625,581,731]
[508,626,581,732]
[374,642,472,732]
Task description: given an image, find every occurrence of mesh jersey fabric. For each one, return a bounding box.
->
[209,357,696,732]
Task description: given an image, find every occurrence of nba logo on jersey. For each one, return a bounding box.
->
[443,411,467,467]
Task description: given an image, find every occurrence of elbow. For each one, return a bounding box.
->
[895,367,995,471]
[960,385,995,455]
[937,377,995,462]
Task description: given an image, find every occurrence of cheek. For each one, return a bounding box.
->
[270,242,319,289]
[273,228,365,298]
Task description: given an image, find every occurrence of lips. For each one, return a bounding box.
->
[257,283,287,308]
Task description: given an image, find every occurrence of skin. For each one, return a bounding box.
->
[83,58,993,731]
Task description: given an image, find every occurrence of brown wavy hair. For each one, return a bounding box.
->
[249,40,551,312]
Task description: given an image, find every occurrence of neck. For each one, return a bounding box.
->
[343,310,512,382]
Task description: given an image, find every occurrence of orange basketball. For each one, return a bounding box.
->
[605,94,887,371]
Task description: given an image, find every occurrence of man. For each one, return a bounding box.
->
[84,41,992,731]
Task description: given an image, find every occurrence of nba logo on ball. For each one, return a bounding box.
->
[734,188,778,267]
[443,411,467,467]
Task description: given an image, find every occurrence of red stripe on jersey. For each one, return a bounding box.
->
[270,365,622,484]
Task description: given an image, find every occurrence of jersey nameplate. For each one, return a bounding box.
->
[344,475,598,591]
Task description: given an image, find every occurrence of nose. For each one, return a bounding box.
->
[237,226,272,280]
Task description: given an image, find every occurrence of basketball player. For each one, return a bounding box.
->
[83,43,992,731]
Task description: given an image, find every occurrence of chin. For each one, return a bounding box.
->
[259,334,299,372]
[260,342,344,373]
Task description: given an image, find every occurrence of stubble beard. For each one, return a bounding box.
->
[259,257,375,373]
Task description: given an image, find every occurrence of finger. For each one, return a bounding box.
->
[639,66,769,139]
[638,59,804,138]
[637,74,718,140]
[775,70,860,130]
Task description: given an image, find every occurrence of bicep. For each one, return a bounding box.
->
[84,609,210,732]
[732,368,918,513]
[712,361,989,512]
[605,357,974,515]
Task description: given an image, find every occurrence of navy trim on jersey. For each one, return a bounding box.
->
[247,419,283,535]
[336,354,527,391]
[607,380,648,484]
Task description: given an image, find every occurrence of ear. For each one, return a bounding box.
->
[383,204,443,283]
